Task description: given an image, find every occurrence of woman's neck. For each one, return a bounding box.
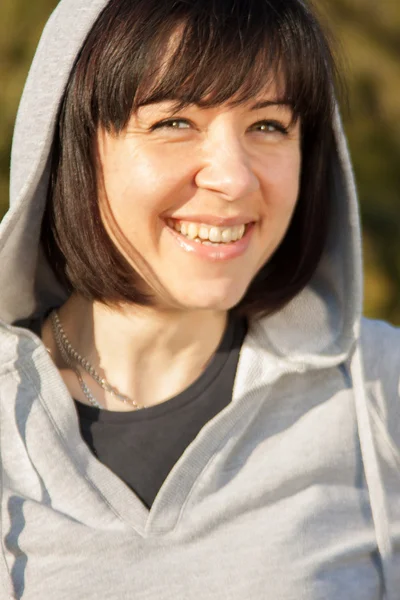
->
[43,294,228,410]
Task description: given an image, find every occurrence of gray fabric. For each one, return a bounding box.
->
[0,1,399,598]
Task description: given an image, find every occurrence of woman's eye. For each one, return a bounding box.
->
[252,121,289,135]
[151,119,191,131]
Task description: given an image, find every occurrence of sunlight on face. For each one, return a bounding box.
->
[97,80,302,313]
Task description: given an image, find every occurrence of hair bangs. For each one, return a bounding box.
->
[92,0,336,134]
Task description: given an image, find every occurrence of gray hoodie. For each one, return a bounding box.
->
[0,1,400,599]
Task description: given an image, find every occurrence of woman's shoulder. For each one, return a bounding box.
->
[0,318,43,376]
[360,317,400,454]
[360,317,400,372]
[360,317,400,395]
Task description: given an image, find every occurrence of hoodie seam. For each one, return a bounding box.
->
[173,384,270,532]
[369,402,400,470]
[349,344,395,598]
[0,389,16,599]
[10,359,143,536]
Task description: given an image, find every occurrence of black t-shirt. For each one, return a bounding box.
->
[75,313,247,508]
[19,312,247,509]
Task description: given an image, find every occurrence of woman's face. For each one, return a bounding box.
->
[97,80,302,312]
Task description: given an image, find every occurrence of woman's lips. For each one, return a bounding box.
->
[164,220,255,262]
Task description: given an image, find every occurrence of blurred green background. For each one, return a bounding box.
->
[1,0,400,323]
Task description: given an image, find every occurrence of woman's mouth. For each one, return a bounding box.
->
[166,219,249,245]
[164,218,255,261]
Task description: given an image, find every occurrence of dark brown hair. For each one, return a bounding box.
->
[41,0,339,319]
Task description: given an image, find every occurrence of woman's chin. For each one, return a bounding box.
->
[168,282,248,312]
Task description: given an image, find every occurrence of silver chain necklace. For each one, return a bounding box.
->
[50,310,143,411]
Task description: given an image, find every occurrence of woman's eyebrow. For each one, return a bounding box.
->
[250,100,292,111]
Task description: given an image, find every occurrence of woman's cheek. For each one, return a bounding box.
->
[273,150,301,200]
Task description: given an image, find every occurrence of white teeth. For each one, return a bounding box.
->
[221,229,232,243]
[166,219,249,244]
[187,223,198,240]
[199,226,209,240]
[230,228,238,242]
[209,227,222,243]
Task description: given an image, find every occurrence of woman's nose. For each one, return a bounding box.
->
[194,133,260,201]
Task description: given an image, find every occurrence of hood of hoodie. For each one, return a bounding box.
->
[0,0,363,369]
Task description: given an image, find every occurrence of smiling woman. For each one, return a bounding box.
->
[1,0,400,599]
[95,93,301,311]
